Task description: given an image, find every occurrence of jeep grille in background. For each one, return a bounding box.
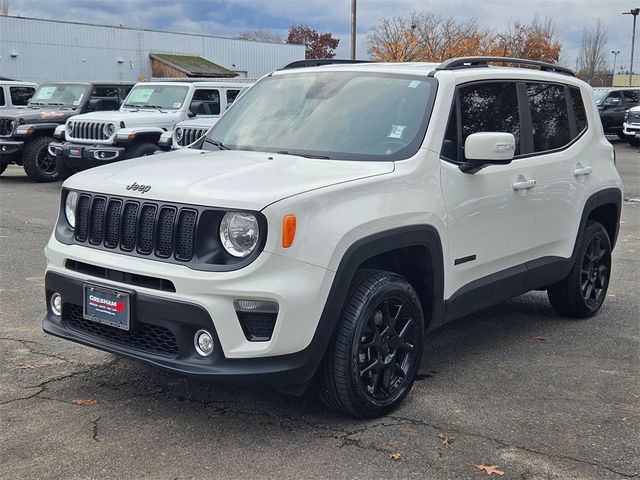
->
[0,118,15,137]
[177,127,208,147]
[68,121,109,141]
[73,194,198,262]
[630,112,640,124]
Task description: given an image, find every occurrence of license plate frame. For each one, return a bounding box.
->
[83,283,132,331]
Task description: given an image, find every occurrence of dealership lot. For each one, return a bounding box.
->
[0,140,638,479]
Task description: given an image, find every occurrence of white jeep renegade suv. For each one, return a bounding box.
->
[43,57,623,418]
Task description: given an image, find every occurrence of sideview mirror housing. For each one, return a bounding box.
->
[460,132,516,174]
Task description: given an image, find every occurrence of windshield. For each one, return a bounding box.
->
[593,89,610,105]
[29,84,88,107]
[123,85,189,110]
[203,72,437,161]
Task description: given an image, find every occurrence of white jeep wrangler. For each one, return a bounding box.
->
[43,57,623,418]
[157,82,251,150]
[49,81,248,177]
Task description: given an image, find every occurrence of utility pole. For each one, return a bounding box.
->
[612,50,620,85]
[350,0,357,60]
[622,8,639,86]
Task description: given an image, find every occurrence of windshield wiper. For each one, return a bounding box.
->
[147,105,166,113]
[276,150,330,160]
[123,103,140,111]
[205,138,230,150]
[28,102,45,108]
[45,102,65,107]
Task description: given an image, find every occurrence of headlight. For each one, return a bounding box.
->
[103,123,116,137]
[219,212,259,258]
[174,127,183,142]
[9,119,17,133]
[65,191,78,228]
[67,122,74,134]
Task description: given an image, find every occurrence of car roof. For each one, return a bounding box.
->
[37,81,135,86]
[0,81,37,86]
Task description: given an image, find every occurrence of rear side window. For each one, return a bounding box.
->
[10,86,35,106]
[192,89,220,115]
[0,87,5,106]
[458,82,521,158]
[91,87,118,99]
[570,87,587,134]
[624,90,640,104]
[226,89,241,107]
[526,83,570,152]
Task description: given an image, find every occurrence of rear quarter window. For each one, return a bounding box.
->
[570,87,588,134]
[526,83,571,152]
[0,87,5,107]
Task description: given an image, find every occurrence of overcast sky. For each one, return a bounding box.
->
[6,0,639,71]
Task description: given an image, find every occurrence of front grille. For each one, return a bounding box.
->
[69,121,108,141]
[177,127,208,147]
[629,112,640,124]
[64,303,178,356]
[0,118,15,137]
[74,194,198,262]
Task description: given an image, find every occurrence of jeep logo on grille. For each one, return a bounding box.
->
[126,182,151,194]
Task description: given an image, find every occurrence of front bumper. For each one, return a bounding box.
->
[43,237,336,388]
[49,141,126,170]
[0,139,24,162]
[622,122,640,138]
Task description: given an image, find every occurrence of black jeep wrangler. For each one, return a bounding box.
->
[0,82,134,182]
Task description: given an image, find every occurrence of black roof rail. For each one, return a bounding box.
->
[280,59,373,70]
[429,56,575,77]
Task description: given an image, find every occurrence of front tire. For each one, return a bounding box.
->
[548,221,612,318]
[319,270,424,418]
[22,136,60,182]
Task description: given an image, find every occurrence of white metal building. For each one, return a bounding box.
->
[0,16,304,82]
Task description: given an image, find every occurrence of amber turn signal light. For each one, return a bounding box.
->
[282,214,296,248]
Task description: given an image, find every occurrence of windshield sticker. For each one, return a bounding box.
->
[35,86,56,100]
[73,100,81,106]
[388,125,406,139]
[408,80,421,88]
[128,88,153,104]
[173,102,182,108]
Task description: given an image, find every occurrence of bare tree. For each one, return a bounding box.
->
[367,15,421,61]
[238,30,284,43]
[1,0,9,16]
[577,19,609,84]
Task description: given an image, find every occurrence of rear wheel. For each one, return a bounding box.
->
[548,221,612,318]
[0,160,8,176]
[22,136,60,182]
[319,270,424,418]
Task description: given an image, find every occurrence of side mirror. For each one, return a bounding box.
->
[603,96,620,108]
[460,132,515,174]
[189,101,204,117]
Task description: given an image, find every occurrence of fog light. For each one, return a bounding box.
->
[50,293,62,316]
[194,329,214,356]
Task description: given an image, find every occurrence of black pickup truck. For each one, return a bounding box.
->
[0,81,133,182]
[594,87,640,138]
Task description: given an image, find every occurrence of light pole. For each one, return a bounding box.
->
[350,0,357,60]
[612,50,620,77]
[622,8,639,86]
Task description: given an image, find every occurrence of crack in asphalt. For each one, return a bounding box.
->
[0,336,68,363]
[91,417,102,442]
[388,415,638,478]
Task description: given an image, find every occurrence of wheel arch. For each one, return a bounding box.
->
[580,188,622,251]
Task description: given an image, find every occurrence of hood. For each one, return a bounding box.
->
[70,109,182,127]
[0,107,76,124]
[176,117,218,129]
[64,149,395,210]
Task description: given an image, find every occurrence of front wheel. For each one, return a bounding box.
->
[548,221,612,318]
[319,270,424,418]
[23,136,60,182]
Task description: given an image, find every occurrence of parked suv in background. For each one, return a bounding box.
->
[594,87,640,138]
[0,81,37,110]
[622,105,640,146]
[50,81,247,175]
[43,57,622,418]
[158,82,251,150]
[0,81,133,181]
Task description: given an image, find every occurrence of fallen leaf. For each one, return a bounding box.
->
[72,399,98,406]
[474,464,505,476]
[438,434,455,446]
[390,452,402,460]
[532,336,546,341]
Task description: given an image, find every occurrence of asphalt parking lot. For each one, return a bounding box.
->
[0,140,638,480]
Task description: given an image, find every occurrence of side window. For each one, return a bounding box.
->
[191,89,220,115]
[458,82,521,158]
[569,87,588,135]
[10,87,35,106]
[441,101,459,161]
[624,90,640,105]
[88,87,120,111]
[603,91,622,107]
[526,83,571,152]
[226,89,241,108]
[0,87,5,107]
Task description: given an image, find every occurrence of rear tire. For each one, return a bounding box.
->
[548,221,612,318]
[0,160,8,176]
[22,136,60,182]
[319,269,424,418]
[127,142,158,159]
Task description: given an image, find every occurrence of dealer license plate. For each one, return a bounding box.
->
[83,284,131,331]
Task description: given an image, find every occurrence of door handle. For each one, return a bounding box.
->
[512,179,536,191]
[573,166,592,177]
